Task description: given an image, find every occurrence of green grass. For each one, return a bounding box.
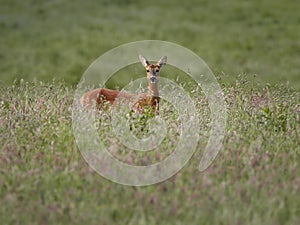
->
[0,0,299,90]
[0,79,299,225]
[0,0,300,224]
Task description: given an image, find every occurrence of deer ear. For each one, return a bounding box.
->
[139,54,149,67]
[157,56,167,67]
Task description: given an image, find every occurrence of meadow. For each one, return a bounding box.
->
[0,0,299,224]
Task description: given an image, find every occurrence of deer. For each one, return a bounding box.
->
[80,55,167,114]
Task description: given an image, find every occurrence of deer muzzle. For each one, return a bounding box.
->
[150,76,158,84]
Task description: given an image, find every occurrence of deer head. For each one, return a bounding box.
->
[139,55,167,85]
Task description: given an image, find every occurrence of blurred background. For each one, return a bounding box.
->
[0,0,299,90]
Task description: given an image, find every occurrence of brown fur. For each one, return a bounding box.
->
[80,88,160,113]
[80,55,166,114]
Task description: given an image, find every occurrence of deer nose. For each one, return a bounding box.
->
[150,76,157,83]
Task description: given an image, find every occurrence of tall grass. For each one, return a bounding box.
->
[1,0,299,224]
[0,79,299,224]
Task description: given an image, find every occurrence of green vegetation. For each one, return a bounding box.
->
[1,79,299,224]
[0,0,299,224]
[0,0,299,89]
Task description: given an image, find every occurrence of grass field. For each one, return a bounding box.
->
[0,0,299,224]
[0,0,299,90]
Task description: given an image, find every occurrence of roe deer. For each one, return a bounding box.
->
[80,55,167,114]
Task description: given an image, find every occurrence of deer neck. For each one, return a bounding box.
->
[147,82,159,98]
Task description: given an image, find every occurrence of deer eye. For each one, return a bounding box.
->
[146,70,150,73]
[156,69,159,73]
